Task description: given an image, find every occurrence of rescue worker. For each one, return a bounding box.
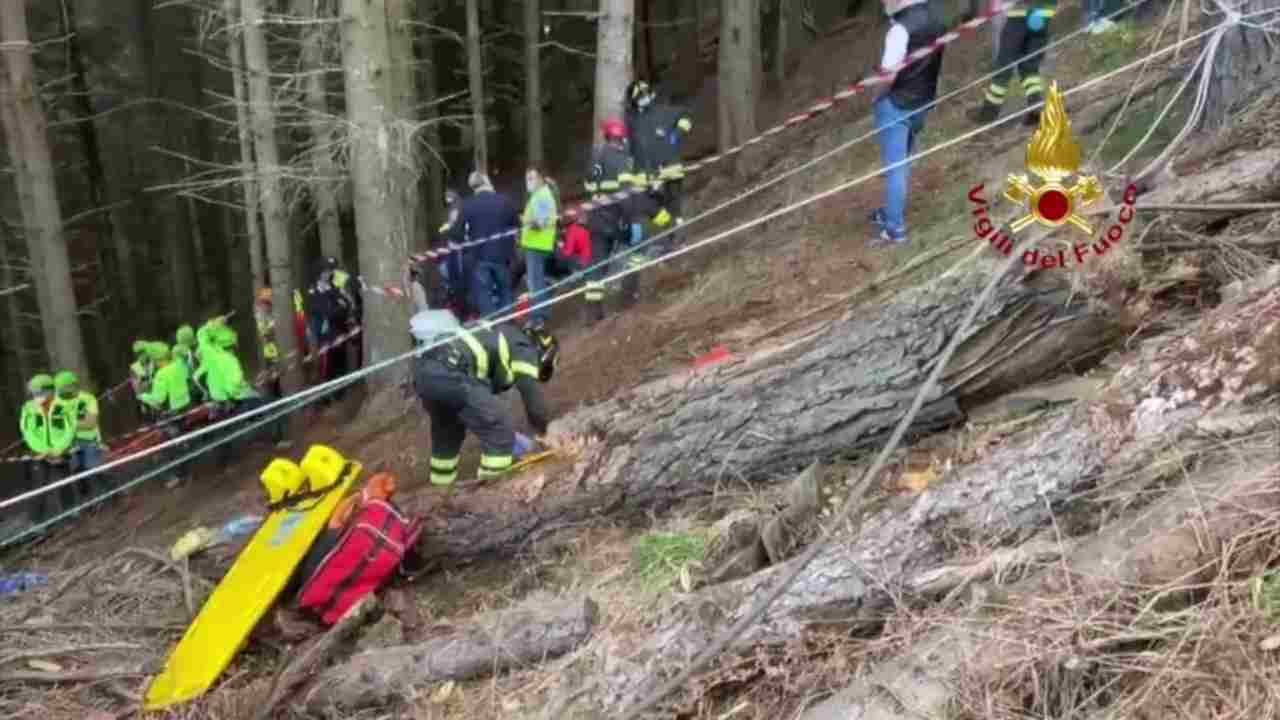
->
[52,370,108,501]
[968,0,1056,127]
[552,207,592,287]
[436,189,469,318]
[129,340,156,420]
[307,257,362,402]
[17,374,76,525]
[202,324,289,453]
[255,287,284,398]
[139,342,194,488]
[583,118,646,323]
[868,0,946,247]
[174,325,202,402]
[520,167,558,330]
[625,79,694,255]
[448,172,521,317]
[410,309,559,486]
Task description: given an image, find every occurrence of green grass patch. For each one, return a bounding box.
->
[1095,90,1191,170]
[631,531,708,593]
[1086,20,1143,73]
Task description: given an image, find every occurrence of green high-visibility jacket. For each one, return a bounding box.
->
[58,391,102,443]
[23,398,76,454]
[203,346,258,402]
[520,184,558,252]
[139,361,192,413]
[19,400,51,454]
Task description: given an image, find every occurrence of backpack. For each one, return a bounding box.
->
[296,499,423,625]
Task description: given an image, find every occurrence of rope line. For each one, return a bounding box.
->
[613,10,1280,718]
[0,6,1254,540]
[0,0,1139,467]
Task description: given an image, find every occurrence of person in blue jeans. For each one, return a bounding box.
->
[450,171,520,317]
[519,168,558,329]
[868,0,946,247]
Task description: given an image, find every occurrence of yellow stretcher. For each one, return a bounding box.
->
[143,445,361,711]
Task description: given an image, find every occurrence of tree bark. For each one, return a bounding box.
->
[295,0,346,262]
[561,277,1280,716]
[801,439,1280,720]
[465,0,488,174]
[774,0,791,88]
[242,0,301,391]
[225,0,266,291]
[418,0,444,236]
[340,0,415,373]
[387,0,419,252]
[0,0,89,378]
[0,229,31,383]
[409,269,1129,569]
[1202,0,1280,130]
[592,0,634,149]
[302,594,599,713]
[718,0,759,151]
[524,0,544,169]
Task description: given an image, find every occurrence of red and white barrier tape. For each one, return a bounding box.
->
[2,328,363,465]
[398,2,1015,270]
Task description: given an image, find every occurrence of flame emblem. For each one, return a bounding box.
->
[1003,83,1102,235]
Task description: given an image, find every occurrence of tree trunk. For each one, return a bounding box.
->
[1202,0,1280,130]
[774,0,791,88]
[0,0,89,378]
[592,0,634,148]
[419,0,444,235]
[340,0,414,373]
[524,0,544,169]
[295,0,346,262]
[409,269,1129,569]
[718,0,759,151]
[801,436,1280,720]
[226,0,265,291]
[0,229,31,383]
[465,0,488,174]
[61,0,136,322]
[302,595,599,712]
[242,0,301,391]
[387,0,419,253]
[560,278,1280,716]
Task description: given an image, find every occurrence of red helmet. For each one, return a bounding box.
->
[602,117,627,140]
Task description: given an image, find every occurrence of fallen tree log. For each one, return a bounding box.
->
[301,594,598,714]
[549,282,1280,716]
[801,450,1280,720]
[409,265,1130,569]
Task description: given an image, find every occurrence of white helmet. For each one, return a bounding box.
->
[410,309,461,345]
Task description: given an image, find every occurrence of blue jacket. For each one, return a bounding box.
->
[449,190,520,266]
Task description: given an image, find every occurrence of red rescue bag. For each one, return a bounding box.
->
[296,499,423,625]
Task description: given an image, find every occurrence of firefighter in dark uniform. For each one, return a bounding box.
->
[968,0,1057,127]
[625,79,694,256]
[411,309,560,487]
[583,117,647,323]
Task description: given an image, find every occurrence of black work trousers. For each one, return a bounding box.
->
[987,17,1050,106]
[24,460,75,526]
[414,359,514,486]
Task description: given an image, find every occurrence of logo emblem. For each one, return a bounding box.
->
[1003,82,1103,235]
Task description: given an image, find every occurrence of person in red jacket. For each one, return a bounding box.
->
[549,208,592,299]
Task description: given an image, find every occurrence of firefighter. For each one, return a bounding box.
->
[968,0,1056,127]
[52,370,109,501]
[255,287,284,398]
[583,118,647,323]
[18,374,76,526]
[138,342,194,488]
[625,79,694,256]
[307,256,363,402]
[409,309,559,487]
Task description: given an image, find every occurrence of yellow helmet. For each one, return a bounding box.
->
[300,444,347,492]
[260,458,306,506]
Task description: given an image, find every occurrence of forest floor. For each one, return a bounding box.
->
[5,6,1272,720]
